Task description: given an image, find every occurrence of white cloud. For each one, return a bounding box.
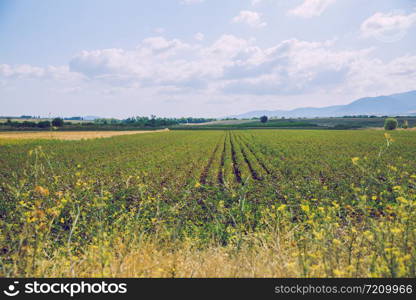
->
[0,64,44,78]
[64,34,416,99]
[4,33,416,110]
[232,10,267,28]
[203,34,252,59]
[0,64,82,81]
[221,39,370,95]
[141,36,191,55]
[194,32,205,41]
[289,0,336,18]
[344,54,416,96]
[361,11,416,42]
[69,37,204,87]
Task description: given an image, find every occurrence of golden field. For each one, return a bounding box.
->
[0,129,169,141]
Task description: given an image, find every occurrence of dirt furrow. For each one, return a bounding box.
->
[199,141,221,184]
[229,133,242,184]
[239,145,262,181]
[237,135,272,176]
[217,135,227,185]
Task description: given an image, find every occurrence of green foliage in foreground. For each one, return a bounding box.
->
[0,130,415,277]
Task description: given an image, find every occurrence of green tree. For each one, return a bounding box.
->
[260,115,268,123]
[384,118,398,131]
[403,120,409,129]
[37,121,51,128]
[52,117,64,127]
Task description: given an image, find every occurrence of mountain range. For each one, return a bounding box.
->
[230,90,416,119]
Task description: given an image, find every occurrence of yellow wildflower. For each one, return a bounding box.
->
[34,185,49,197]
[333,239,342,246]
[277,204,287,212]
[396,197,408,204]
[300,204,310,213]
[391,227,403,234]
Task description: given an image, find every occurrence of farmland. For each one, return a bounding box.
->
[0,130,415,277]
[0,129,168,141]
[176,116,416,130]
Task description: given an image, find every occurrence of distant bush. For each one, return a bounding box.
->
[260,116,268,123]
[37,121,51,128]
[333,124,362,130]
[402,120,409,129]
[384,118,398,131]
[52,118,64,127]
[22,121,37,128]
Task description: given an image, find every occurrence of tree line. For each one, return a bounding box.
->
[93,116,215,127]
[1,118,65,129]
[1,116,216,129]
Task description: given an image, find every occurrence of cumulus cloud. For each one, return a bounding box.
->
[64,34,416,98]
[0,64,82,81]
[289,0,336,18]
[0,64,44,78]
[141,36,191,55]
[344,54,416,96]
[232,10,267,28]
[69,37,195,82]
[69,37,207,88]
[3,33,416,103]
[221,39,371,95]
[361,11,416,42]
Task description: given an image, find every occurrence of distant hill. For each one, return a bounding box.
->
[230,90,416,119]
[83,116,100,121]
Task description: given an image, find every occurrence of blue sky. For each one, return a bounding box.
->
[1,0,416,118]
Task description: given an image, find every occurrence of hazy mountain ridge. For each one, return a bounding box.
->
[230,91,416,119]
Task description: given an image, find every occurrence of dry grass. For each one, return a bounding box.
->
[0,129,169,141]
[35,239,299,278]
